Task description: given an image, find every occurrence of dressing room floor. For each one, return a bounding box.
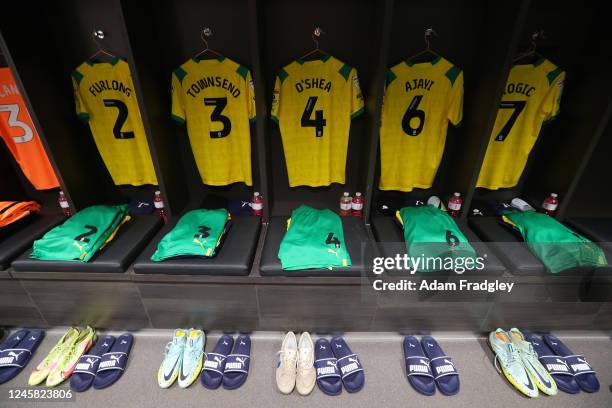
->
[1,329,610,408]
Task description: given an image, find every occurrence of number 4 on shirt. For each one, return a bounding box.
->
[301,96,327,137]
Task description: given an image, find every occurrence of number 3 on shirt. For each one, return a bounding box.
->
[0,104,34,143]
[204,97,231,139]
[301,96,327,137]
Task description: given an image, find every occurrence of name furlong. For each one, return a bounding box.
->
[186,76,241,98]
[89,80,132,97]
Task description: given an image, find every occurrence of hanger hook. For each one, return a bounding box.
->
[92,29,105,50]
[424,28,438,50]
[530,29,545,52]
[201,27,213,49]
[312,26,324,50]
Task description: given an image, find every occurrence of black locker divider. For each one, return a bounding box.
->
[0,0,164,210]
[122,0,263,216]
[248,0,272,220]
[370,0,529,219]
[471,0,612,214]
[564,106,612,219]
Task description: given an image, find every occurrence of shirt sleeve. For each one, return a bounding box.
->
[541,69,565,122]
[447,69,464,126]
[270,75,281,124]
[171,72,186,124]
[350,68,365,119]
[71,72,89,122]
[246,70,256,122]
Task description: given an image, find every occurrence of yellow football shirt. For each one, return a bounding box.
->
[171,56,256,186]
[379,56,463,191]
[71,58,157,186]
[477,58,565,189]
[271,55,364,187]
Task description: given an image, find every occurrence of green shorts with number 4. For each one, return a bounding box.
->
[278,205,351,271]
[151,209,230,261]
[397,205,477,272]
[31,204,129,262]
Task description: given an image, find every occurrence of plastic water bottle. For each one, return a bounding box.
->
[154,190,168,224]
[352,192,364,217]
[542,193,559,216]
[58,190,72,216]
[251,192,263,217]
[448,192,462,218]
[340,192,352,216]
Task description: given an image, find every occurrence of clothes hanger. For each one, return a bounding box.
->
[513,29,546,63]
[409,28,440,62]
[299,27,328,61]
[194,28,222,60]
[88,29,117,62]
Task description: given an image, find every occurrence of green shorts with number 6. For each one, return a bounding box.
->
[397,205,477,272]
[278,205,351,271]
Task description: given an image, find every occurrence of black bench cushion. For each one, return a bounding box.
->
[260,216,371,277]
[11,216,161,273]
[0,214,65,270]
[565,218,612,249]
[466,216,602,276]
[371,216,506,275]
[133,215,260,276]
[468,217,546,275]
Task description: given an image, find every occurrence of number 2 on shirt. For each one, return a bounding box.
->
[103,99,135,139]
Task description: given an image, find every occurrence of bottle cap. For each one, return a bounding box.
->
[355,192,362,196]
[155,190,161,195]
[551,193,558,198]
[454,192,460,197]
[254,192,260,197]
